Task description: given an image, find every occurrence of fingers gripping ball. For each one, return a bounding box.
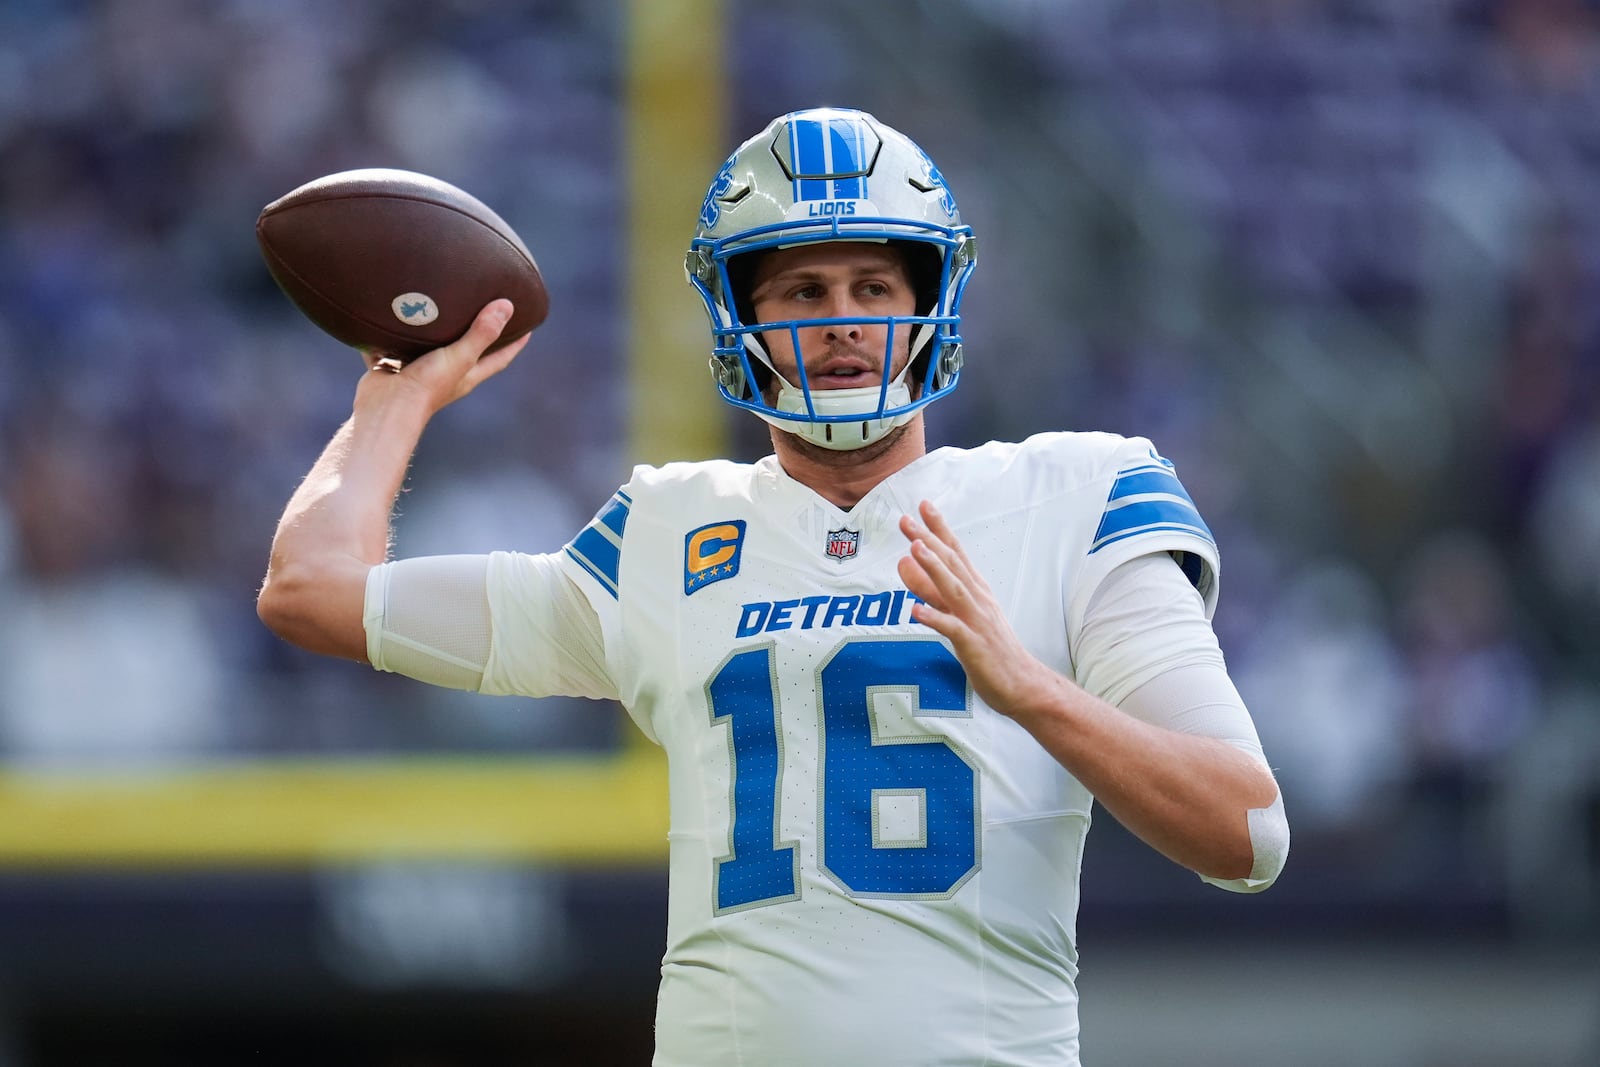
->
[256,169,549,362]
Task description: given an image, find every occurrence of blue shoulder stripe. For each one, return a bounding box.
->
[564,492,630,599]
[1090,462,1214,555]
[596,493,630,537]
[1107,466,1195,505]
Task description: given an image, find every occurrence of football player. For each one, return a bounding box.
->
[259,107,1288,1067]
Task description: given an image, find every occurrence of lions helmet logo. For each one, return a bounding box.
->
[698,156,738,229]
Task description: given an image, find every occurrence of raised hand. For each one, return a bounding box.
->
[897,499,1057,719]
[360,299,531,416]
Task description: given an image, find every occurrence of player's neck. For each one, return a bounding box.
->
[768,418,927,511]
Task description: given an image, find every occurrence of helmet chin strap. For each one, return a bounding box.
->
[757,355,919,451]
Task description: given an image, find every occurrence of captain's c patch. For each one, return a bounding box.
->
[685,520,746,596]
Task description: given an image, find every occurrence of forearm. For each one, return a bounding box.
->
[258,301,528,662]
[258,382,433,659]
[1005,666,1279,881]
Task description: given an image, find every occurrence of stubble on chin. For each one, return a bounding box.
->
[768,421,912,466]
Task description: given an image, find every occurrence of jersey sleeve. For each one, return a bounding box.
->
[1072,552,1227,707]
[1064,435,1221,646]
[478,550,617,701]
[363,551,616,701]
[467,479,642,703]
[561,486,632,603]
[553,481,633,662]
[492,479,643,723]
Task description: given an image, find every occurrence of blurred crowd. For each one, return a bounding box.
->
[0,0,1596,927]
[0,0,629,760]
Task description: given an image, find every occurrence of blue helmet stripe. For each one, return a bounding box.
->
[792,119,829,202]
[830,120,864,200]
[790,116,870,203]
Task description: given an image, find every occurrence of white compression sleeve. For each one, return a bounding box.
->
[1073,552,1227,707]
[365,555,496,691]
[1077,553,1289,893]
[364,552,614,700]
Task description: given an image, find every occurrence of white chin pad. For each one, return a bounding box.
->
[762,380,915,450]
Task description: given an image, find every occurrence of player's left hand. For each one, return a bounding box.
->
[897,500,1059,720]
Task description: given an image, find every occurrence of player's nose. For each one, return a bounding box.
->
[819,292,866,341]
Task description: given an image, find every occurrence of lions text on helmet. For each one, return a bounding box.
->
[686,108,977,451]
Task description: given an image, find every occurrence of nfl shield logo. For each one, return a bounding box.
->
[824,527,860,563]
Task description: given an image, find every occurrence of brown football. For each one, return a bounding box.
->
[256,168,548,362]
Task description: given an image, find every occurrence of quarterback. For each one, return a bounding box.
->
[259,108,1288,1066]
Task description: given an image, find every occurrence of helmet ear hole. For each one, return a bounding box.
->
[890,239,946,395]
[725,251,763,329]
[722,250,774,397]
[888,240,943,318]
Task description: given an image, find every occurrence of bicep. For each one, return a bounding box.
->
[1074,552,1264,759]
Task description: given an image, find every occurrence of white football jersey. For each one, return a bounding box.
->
[493,431,1219,1067]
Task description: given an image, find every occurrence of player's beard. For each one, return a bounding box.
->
[768,418,915,467]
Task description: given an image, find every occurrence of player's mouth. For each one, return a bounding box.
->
[811,358,877,388]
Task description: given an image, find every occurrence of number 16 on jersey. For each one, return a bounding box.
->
[705,636,981,912]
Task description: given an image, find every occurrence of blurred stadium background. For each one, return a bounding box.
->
[0,0,1598,1063]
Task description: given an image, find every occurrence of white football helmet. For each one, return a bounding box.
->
[686,107,977,450]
